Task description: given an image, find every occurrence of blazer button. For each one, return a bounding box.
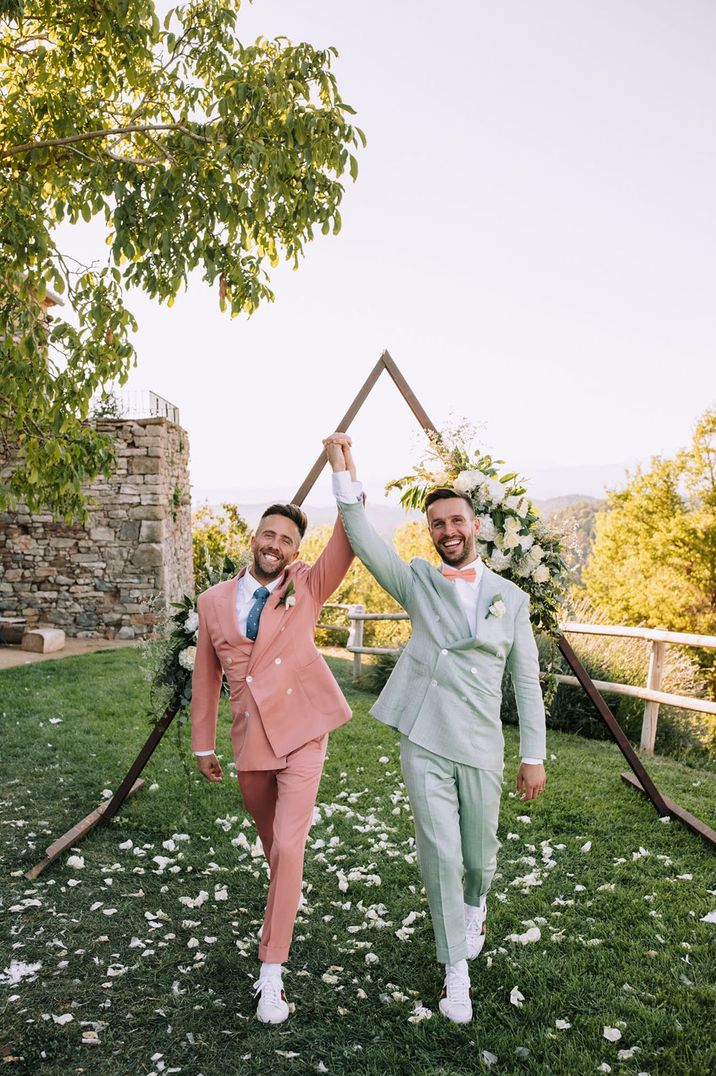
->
[430,679,437,687]
[471,667,477,674]
[287,687,293,695]
[246,675,253,683]
[440,649,448,656]
[275,657,282,665]
[226,656,233,664]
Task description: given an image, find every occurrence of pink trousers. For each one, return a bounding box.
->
[237,735,327,963]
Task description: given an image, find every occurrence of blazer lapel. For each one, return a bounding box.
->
[428,564,472,640]
[216,571,248,647]
[247,570,293,671]
[475,567,507,639]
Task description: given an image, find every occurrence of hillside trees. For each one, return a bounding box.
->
[582,408,716,692]
[0,0,363,518]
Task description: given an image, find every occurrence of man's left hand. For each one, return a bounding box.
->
[516,762,546,801]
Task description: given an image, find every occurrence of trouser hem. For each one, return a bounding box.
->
[258,942,290,963]
[437,941,469,965]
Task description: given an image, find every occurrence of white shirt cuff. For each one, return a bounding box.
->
[521,757,543,765]
[194,750,215,756]
[332,470,362,503]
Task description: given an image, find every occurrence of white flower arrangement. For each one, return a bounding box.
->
[178,646,197,671]
[386,424,568,634]
[487,597,507,619]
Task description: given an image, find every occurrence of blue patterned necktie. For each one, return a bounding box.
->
[245,586,270,641]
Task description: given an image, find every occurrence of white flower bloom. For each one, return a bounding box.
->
[178,646,197,671]
[184,611,199,635]
[476,515,496,542]
[503,529,521,550]
[532,564,550,584]
[504,495,521,511]
[285,595,296,608]
[488,549,512,571]
[480,478,505,505]
[504,515,521,532]
[528,544,544,563]
[488,600,507,619]
[514,558,532,578]
[452,469,482,492]
[519,533,534,552]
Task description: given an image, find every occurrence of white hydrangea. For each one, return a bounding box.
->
[480,478,505,505]
[488,549,512,571]
[476,515,496,542]
[453,469,483,493]
[532,563,550,584]
[184,610,199,635]
[178,646,197,671]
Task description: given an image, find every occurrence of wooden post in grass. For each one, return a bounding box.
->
[25,350,715,877]
[641,638,666,754]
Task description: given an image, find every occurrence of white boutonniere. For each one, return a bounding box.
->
[276,580,296,609]
[486,596,506,620]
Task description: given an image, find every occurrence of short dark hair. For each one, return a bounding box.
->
[424,487,474,517]
[260,503,308,540]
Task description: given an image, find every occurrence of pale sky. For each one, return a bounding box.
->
[56,0,715,505]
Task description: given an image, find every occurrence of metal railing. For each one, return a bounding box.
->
[319,606,716,755]
[92,389,181,425]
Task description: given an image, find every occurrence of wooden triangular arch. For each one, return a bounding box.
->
[26,352,714,876]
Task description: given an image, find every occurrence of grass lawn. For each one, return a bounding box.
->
[1,648,715,1076]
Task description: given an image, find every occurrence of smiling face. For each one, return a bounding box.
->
[426,496,480,568]
[250,513,302,583]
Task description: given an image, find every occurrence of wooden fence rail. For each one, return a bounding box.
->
[328,608,716,755]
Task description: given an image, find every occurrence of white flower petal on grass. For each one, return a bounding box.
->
[555,1019,571,1030]
[214,885,228,902]
[179,890,209,909]
[515,1047,530,1059]
[580,841,592,853]
[700,910,716,924]
[598,1065,612,1074]
[52,1013,74,1025]
[67,855,85,869]
[617,1047,640,1061]
[603,1026,622,1042]
[505,926,541,945]
[516,815,531,824]
[81,1030,100,1046]
[0,960,42,985]
[276,1050,301,1058]
[482,1051,497,1066]
[510,986,525,1008]
[408,1002,433,1023]
[364,952,379,964]
[119,839,133,850]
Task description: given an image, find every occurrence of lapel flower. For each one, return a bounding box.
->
[486,595,506,620]
[275,579,296,609]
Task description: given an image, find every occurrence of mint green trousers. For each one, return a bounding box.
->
[400,735,503,964]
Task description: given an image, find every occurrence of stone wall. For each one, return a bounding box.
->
[0,418,193,639]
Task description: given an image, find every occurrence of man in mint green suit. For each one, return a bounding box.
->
[325,435,547,1023]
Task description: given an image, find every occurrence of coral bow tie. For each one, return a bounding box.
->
[442,566,477,583]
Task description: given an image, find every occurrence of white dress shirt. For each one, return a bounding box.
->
[236,567,282,637]
[331,470,541,767]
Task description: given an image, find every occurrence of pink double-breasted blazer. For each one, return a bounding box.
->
[191,516,354,768]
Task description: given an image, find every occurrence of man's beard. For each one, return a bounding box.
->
[253,548,287,581]
[434,535,475,568]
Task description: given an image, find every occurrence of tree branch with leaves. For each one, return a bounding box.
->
[0,0,364,518]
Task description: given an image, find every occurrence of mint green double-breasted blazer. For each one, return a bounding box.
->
[337,500,546,772]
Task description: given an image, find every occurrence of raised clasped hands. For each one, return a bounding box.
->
[323,432,356,479]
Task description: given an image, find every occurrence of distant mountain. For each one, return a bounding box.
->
[534,494,600,515]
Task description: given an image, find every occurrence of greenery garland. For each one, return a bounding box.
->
[387,427,569,635]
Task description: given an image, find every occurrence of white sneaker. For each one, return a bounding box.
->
[438,966,473,1024]
[254,975,289,1024]
[465,900,487,960]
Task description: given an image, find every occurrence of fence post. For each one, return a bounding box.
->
[348,604,365,681]
[641,639,666,753]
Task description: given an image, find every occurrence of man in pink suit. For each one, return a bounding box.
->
[191,503,354,1024]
